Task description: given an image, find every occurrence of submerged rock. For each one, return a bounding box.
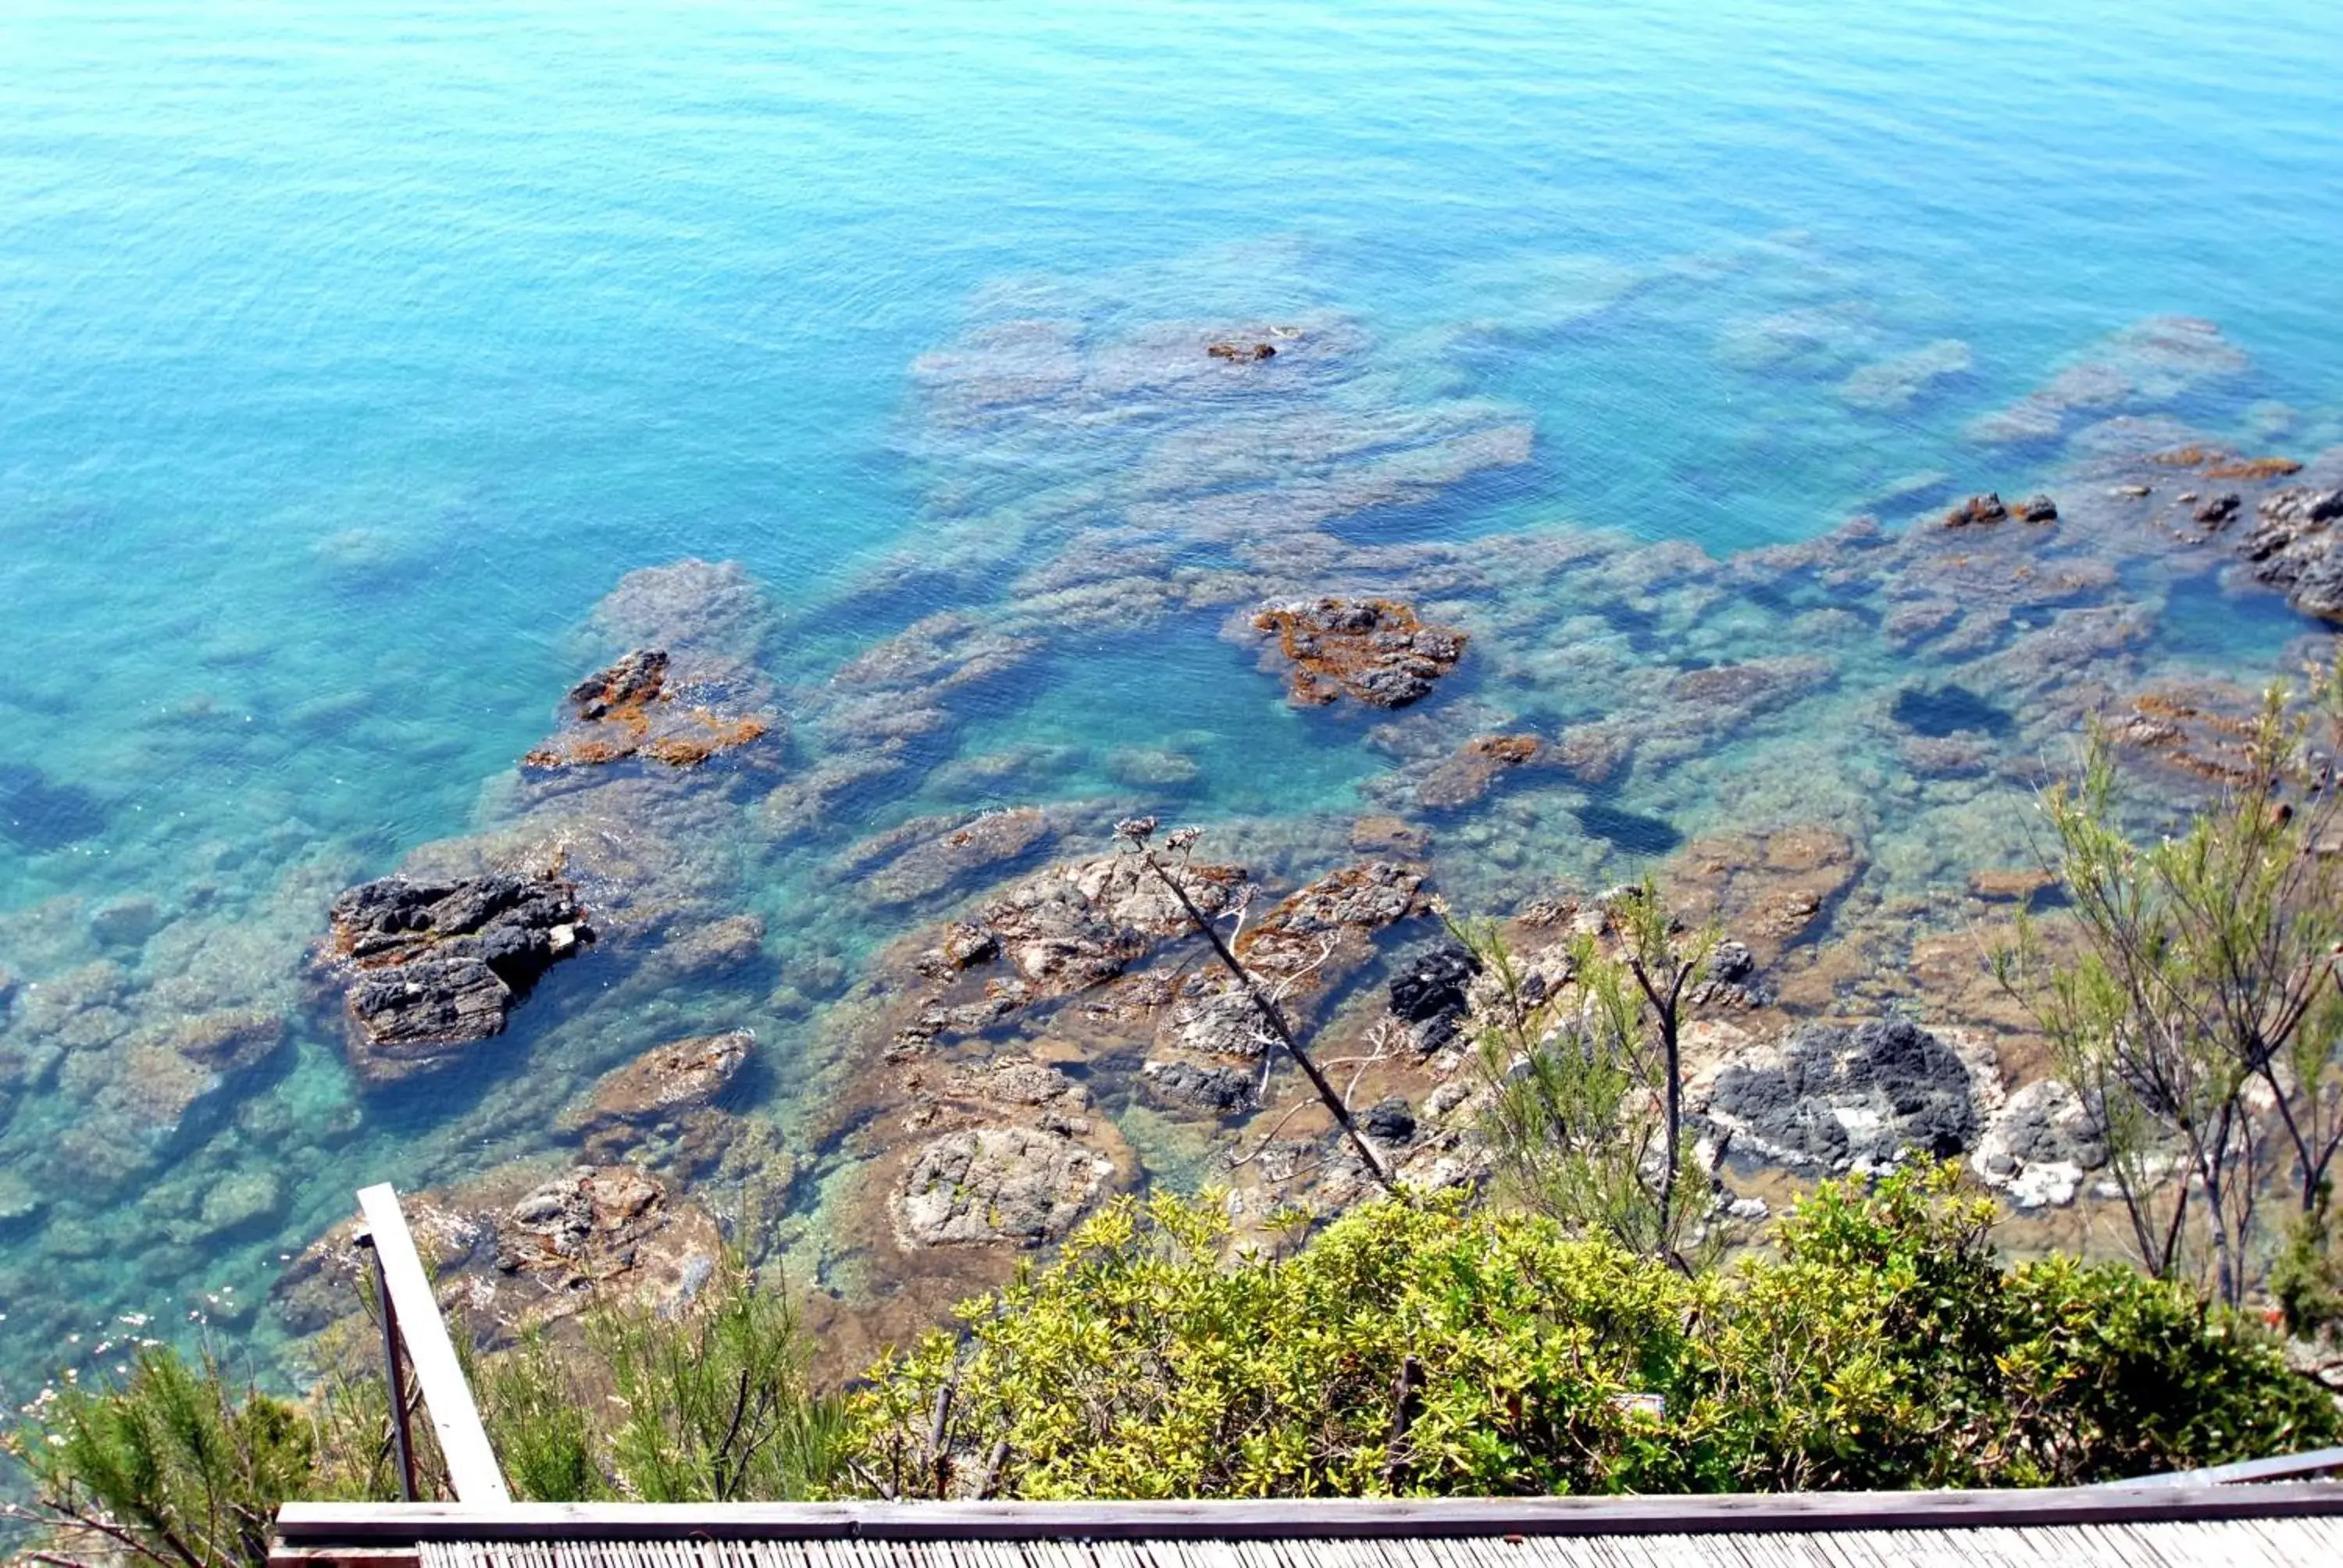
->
[2240,486,2343,621]
[1837,339,1971,412]
[1253,597,1468,708]
[589,558,776,661]
[1415,733,1542,810]
[323,873,593,1082]
[0,762,106,850]
[843,807,1054,907]
[561,1029,753,1140]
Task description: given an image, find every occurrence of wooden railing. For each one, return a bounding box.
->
[355,1184,509,1506]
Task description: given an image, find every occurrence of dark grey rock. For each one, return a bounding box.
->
[1362,1096,1417,1142]
[1139,1060,1258,1116]
[1387,940,1482,1054]
[326,873,594,1080]
[1708,1017,1977,1171]
[2193,492,2241,527]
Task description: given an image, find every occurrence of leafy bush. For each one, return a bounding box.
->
[847,1166,2339,1499]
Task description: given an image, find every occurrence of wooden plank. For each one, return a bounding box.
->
[404,1523,2343,1568]
[276,1482,2343,1546]
[355,1184,512,1506]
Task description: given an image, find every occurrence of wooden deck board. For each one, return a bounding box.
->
[269,1485,2343,1568]
[275,1483,2343,1545]
[358,1523,2343,1568]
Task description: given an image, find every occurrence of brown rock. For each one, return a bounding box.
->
[1942,493,2010,527]
[1415,733,1542,809]
[1667,825,1861,962]
[1253,597,1468,708]
[1967,868,2056,903]
[562,1029,753,1139]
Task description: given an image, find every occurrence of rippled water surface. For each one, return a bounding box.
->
[2,0,2340,1392]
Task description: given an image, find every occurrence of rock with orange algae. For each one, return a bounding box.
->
[1252,597,1467,708]
[273,1163,723,1346]
[2206,455,2304,480]
[1942,492,2010,527]
[1414,733,1542,810]
[522,648,772,771]
[2147,445,2304,483]
[2106,680,2269,786]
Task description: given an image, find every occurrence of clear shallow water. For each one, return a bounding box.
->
[1,0,2340,1394]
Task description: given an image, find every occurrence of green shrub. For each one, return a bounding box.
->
[476,1330,608,1502]
[6,1254,845,1527]
[586,1256,846,1502]
[846,1166,2339,1499]
[2,1345,314,1568]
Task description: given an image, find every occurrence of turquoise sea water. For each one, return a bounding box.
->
[2,0,2341,1394]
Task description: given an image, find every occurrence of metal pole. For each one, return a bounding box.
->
[357,1232,419,1502]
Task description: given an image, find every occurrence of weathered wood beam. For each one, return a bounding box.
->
[356,1184,511,1506]
[274,1480,2343,1545]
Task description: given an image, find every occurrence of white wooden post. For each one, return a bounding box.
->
[356,1183,512,1505]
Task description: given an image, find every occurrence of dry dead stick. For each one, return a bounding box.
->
[1137,847,1400,1194]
